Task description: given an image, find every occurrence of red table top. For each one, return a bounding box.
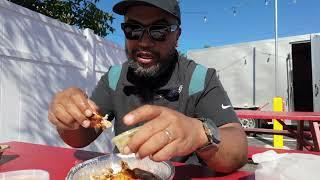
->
[0,141,254,180]
[236,110,320,121]
[247,146,320,159]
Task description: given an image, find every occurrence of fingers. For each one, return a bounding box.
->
[127,118,170,154]
[87,99,100,114]
[49,87,96,129]
[122,106,197,161]
[48,111,78,130]
[123,105,163,125]
[50,103,74,127]
[151,141,179,162]
[64,100,90,128]
[70,93,89,113]
[123,105,180,160]
[135,129,174,159]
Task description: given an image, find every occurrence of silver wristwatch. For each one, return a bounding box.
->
[197,117,221,153]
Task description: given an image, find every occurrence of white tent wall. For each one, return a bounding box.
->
[0,0,126,153]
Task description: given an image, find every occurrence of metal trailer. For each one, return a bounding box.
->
[187,33,320,128]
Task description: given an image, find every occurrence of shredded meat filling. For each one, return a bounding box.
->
[89,113,112,130]
[90,161,161,180]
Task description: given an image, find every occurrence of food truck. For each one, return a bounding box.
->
[187,33,320,128]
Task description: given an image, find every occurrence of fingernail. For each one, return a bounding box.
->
[85,109,92,117]
[135,153,140,159]
[123,146,132,154]
[81,120,90,128]
[124,114,134,124]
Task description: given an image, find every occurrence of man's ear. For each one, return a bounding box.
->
[175,28,181,47]
[176,27,181,40]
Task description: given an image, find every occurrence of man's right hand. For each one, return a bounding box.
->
[48,87,99,130]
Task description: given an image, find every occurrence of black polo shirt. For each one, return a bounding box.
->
[90,54,239,163]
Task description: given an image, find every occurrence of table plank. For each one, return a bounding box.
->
[244,128,292,136]
[236,110,320,121]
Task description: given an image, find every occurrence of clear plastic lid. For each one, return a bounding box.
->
[0,169,49,180]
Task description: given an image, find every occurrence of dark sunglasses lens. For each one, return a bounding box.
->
[122,24,144,40]
[149,25,169,41]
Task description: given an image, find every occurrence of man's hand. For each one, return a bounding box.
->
[122,105,208,162]
[48,87,99,130]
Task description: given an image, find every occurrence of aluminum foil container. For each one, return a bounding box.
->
[66,153,175,180]
[0,145,10,159]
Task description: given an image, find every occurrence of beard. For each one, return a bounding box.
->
[126,46,176,79]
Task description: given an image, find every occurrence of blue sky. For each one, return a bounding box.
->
[97,0,320,53]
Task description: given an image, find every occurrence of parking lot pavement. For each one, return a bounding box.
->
[247,134,296,149]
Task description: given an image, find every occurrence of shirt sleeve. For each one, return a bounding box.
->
[90,72,115,119]
[194,68,240,127]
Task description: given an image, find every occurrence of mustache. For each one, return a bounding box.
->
[132,48,160,59]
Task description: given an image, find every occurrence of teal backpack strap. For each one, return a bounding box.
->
[189,64,208,96]
[108,65,122,91]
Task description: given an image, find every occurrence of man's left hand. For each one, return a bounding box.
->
[122,105,208,161]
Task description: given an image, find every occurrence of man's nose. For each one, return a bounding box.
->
[138,31,155,47]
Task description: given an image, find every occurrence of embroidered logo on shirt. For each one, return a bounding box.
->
[178,85,183,93]
[221,104,231,109]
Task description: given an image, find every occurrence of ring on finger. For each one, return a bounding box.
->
[164,129,174,143]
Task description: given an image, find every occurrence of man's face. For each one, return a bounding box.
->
[124,5,181,78]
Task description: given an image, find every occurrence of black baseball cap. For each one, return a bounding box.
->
[113,0,181,24]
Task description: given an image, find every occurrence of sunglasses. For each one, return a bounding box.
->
[121,23,178,41]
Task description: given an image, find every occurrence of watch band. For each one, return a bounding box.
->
[196,117,220,152]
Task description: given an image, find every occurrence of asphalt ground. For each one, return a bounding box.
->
[247,134,297,149]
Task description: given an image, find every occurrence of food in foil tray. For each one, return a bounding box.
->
[90,160,161,180]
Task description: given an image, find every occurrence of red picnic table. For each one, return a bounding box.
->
[247,146,320,159]
[0,141,254,180]
[236,110,320,151]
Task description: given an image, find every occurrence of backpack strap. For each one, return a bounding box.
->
[108,64,122,91]
[189,64,208,96]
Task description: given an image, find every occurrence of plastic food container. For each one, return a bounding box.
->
[0,169,50,180]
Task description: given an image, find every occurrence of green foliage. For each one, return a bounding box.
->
[10,0,115,37]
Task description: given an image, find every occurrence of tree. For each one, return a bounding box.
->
[9,0,114,37]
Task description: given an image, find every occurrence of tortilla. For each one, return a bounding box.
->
[112,127,140,154]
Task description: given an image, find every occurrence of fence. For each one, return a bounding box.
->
[0,0,126,152]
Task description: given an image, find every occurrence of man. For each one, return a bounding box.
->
[48,0,247,173]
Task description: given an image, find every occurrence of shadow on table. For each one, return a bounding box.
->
[174,164,256,180]
[173,164,216,179]
[73,150,105,161]
[0,155,19,165]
